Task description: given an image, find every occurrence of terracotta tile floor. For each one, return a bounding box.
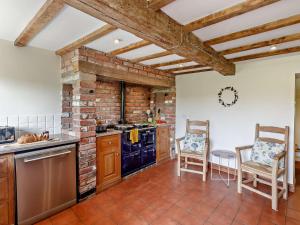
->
[36,160,300,225]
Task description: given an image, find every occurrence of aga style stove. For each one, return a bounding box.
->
[117,124,156,177]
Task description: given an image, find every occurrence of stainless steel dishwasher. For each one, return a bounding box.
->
[15,144,77,225]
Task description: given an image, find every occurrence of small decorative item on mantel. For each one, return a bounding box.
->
[218,86,239,107]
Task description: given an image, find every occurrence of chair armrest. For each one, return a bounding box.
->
[176,137,185,152]
[273,151,286,161]
[236,145,253,152]
[176,137,185,143]
[236,145,253,165]
[272,151,287,175]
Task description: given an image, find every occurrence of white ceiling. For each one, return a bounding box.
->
[0,0,299,69]
[86,29,142,53]
[213,23,300,51]
[193,0,300,41]
[117,44,164,60]
[225,39,300,59]
[0,0,47,41]
[161,0,245,25]
[142,54,184,65]
[30,5,105,50]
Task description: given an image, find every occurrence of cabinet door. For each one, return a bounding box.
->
[157,126,170,162]
[100,148,120,186]
[0,202,9,225]
[0,154,14,225]
[96,135,121,191]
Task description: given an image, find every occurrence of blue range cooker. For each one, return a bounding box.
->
[117,125,156,177]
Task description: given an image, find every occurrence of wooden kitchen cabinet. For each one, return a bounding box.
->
[156,125,171,163]
[0,154,14,225]
[96,134,121,192]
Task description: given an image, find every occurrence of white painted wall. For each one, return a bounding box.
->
[176,55,300,184]
[0,39,61,134]
[0,39,61,115]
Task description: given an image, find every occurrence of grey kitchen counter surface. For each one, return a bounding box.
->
[96,129,123,137]
[0,134,79,155]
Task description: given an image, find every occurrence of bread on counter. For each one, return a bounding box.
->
[17,133,49,144]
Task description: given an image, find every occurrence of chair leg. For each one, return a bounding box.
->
[283,170,288,200]
[184,157,188,168]
[272,177,278,211]
[237,167,242,194]
[253,174,257,187]
[203,159,207,182]
[177,153,181,177]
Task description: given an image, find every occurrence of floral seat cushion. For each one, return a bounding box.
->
[250,139,285,168]
[182,133,206,154]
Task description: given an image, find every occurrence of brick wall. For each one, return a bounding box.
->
[72,74,97,195]
[126,85,150,123]
[60,47,175,198]
[62,84,73,134]
[95,80,120,124]
[60,47,174,86]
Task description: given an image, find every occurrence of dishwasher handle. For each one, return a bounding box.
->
[24,150,72,163]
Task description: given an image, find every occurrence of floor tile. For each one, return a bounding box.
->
[35,160,300,225]
[287,208,300,221]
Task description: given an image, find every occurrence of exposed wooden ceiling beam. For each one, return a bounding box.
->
[205,14,300,46]
[185,0,279,32]
[110,40,151,56]
[174,69,213,75]
[230,46,300,62]
[14,0,64,47]
[220,33,300,55]
[64,0,235,75]
[151,59,192,68]
[132,50,172,63]
[56,24,117,55]
[166,64,206,72]
[147,0,175,11]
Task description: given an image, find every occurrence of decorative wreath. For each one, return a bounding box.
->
[218,86,239,107]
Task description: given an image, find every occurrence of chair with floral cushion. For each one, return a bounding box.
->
[236,124,289,211]
[176,119,209,181]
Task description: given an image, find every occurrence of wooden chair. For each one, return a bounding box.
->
[236,124,289,211]
[176,119,209,182]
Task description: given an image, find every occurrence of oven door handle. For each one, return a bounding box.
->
[24,150,72,163]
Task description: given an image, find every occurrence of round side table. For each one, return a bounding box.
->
[210,150,236,187]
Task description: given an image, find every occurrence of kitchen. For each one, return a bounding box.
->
[0,43,175,225]
[2,0,300,224]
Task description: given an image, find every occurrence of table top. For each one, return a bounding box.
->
[211,150,236,159]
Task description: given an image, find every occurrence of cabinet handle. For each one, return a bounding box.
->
[116,153,119,156]
[108,141,112,145]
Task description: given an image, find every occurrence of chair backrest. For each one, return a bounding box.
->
[186,119,209,139]
[255,124,289,151]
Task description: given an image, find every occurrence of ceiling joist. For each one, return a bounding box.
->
[175,69,213,75]
[151,58,192,68]
[185,0,279,32]
[132,51,171,63]
[14,0,64,47]
[56,24,117,55]
[110,40,151,56]
[64,0,235,75]
[230,46,300,62]
[220,33,300,55]
[166,64,206,73]
[147,0,175,11]
[205,14,300,46]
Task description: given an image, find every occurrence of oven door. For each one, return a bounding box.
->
[141,145,156,168]
[141,129,156,146]
[121,150,141,177]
